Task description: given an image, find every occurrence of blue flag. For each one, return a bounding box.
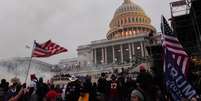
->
[164,49,197,100]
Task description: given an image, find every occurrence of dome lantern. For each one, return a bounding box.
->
[124,0,132,3]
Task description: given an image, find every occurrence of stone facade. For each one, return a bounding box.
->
[60,0,160,71]
[77,35,150,67]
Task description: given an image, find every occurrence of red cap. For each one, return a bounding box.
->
[30,74,37,80]
[47,90,59,99]
[139,65,146,72]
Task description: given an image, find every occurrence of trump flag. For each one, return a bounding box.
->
[161,16,198,100]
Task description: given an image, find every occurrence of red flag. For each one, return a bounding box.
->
[32,40,67,58]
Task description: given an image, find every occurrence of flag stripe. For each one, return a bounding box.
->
[182,57,188,74]
[165,44,185,52]
[166,47,187,56]
[162,41,183,48]
[177,56,181,66]
[164,35,179,42]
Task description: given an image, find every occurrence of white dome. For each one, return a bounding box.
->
[114,0,144,16]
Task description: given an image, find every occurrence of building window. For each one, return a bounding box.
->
[124,7,126,11]
[132,18,135,22]
[137,46,141,50]
[128,18,131,23]
[121,19,123,24]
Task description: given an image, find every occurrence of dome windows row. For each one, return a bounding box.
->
[117,5,141,14]
[107,27,152,39]
[111,16,150,28]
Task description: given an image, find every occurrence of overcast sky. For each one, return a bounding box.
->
[0,0,174,64]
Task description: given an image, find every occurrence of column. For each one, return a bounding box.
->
[132,43,135,56]
[120,44,123,63]
[92,49,94,64]
[104,47,107,64]
[141,42,144,57]
[128,43,132,62]
[112,46,115,63]
[94,49,97,64]
[101,48,104,64]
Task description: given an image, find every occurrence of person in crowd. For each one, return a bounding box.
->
[97,73,108,101]
[55,84,63,101]
[130,89,144,101]
[61,84,67,101]
[78,88,89,101]
[125,77,137,101]
[108,74,119,101]
[46,85,59,101]
[36,77,49,101]
[28,74,38,101]
[136,66,155,101]
[18,83,30,101]
[5,82,18,100]
[6,77,23,100]
[0,79,9,101]
[83,75,94,101]
[91,82,97,101]
[8,87,28,101]
[117,73,126,101]
[29,74,38,95]
[154,86,165,101]
[65,76,81,101]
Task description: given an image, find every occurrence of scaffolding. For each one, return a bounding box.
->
[170,0,190,17]
[170,0,201,89]
[170,0,201,57]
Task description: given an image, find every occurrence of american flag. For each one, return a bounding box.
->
[161,16,189,76]
[32,40,67,57]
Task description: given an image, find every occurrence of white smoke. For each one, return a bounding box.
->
[0,58,55,84]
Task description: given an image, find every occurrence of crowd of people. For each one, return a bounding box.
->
[0,68,200,101]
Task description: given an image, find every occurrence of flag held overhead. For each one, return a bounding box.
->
[32,40,67,58]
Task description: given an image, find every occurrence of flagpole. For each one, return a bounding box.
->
[161,15,165,36]
[161,16,168,95]
[25,41,35,83]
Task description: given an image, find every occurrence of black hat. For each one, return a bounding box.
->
[101,73,105,77]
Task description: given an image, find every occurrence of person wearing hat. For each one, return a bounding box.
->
[131,89,144,101]
[65,76,80,101]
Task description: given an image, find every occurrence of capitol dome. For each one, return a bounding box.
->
[107,0,156,40]
[114,0,144,16]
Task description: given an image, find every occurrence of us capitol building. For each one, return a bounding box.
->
[58,0,160,73]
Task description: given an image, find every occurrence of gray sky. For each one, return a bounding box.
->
[0,0,173,64]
